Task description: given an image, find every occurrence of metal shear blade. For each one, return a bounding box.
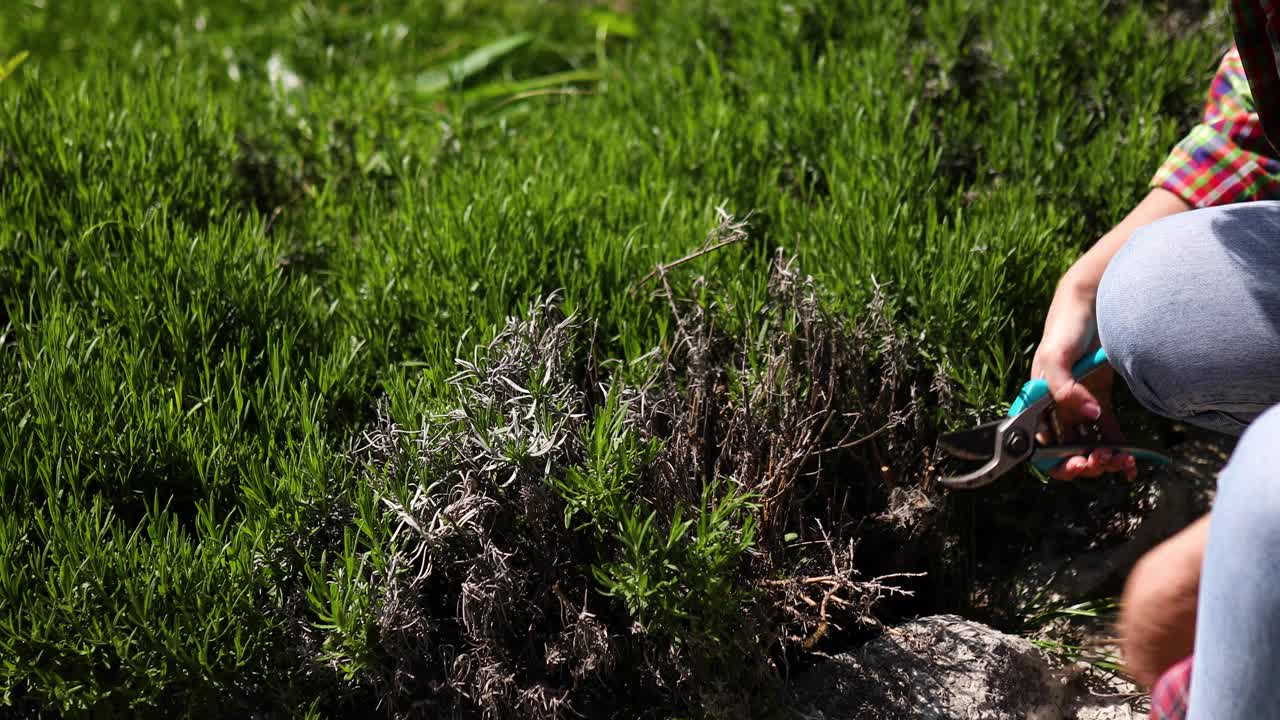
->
[937,420,1001,461]
[937,383,1056,489]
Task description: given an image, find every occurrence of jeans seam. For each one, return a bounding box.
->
[1175,395,1277,416]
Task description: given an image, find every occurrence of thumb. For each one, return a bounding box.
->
[1045,359,1102,426]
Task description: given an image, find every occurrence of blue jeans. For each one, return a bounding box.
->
[1097,201,1280,719]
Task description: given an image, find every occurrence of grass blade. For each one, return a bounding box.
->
[0,51,29,82]
[587,10,637,38]
[416,33,533,95]
[463,68,601,102]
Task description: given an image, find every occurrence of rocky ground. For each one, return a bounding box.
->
[789,426,1230,719]
[791,615,1140,720]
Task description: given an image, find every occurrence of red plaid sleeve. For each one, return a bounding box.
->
[1151,46,1280,206]
[1149,656,1193,720]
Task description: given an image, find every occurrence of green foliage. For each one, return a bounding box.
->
[0,0,1228,714]
[304,528,378,682]
[557,391,757,643]
[0,496,283,714]
[555,389,655,533]
[1027,597,1129,676]
[591,481,758,644]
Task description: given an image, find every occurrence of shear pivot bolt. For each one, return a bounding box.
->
[1005,430,1029,456]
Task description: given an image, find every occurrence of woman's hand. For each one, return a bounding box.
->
[1030,272,1136,481]
[1028,189,1191,481]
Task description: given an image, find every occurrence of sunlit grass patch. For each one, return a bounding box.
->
[0,0,1228,715]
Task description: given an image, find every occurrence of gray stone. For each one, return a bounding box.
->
[790,616,1143,720]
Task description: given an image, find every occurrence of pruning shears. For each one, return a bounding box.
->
[937,347,1171,489]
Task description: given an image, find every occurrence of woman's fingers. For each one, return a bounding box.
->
[1047,448,1136,480]
[1079,447,1130,478]
[1049,456,1087,480]
[1044,353,1104,427]
[1087,448,1114,475]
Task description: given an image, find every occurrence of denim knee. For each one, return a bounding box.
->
[1097,221,1200,424]
[1096,214,1256,435]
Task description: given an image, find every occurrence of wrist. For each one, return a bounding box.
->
[1057,266,1100,302]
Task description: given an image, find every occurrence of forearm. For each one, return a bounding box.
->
[1120,513,1210,687]
[1059,188,1193,298]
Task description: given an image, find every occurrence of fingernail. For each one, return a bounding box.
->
[1081,402,1102,420]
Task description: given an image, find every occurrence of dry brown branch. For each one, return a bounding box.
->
[632,206,750,290]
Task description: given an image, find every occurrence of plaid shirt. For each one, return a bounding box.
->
[1149,656,1193,720]
[1152,44,1280,206]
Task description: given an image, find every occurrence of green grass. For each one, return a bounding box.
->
[0,0,1228,715]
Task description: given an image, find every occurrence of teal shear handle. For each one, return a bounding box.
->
[1006,347,1170,471]
[1007,347,1107,418]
